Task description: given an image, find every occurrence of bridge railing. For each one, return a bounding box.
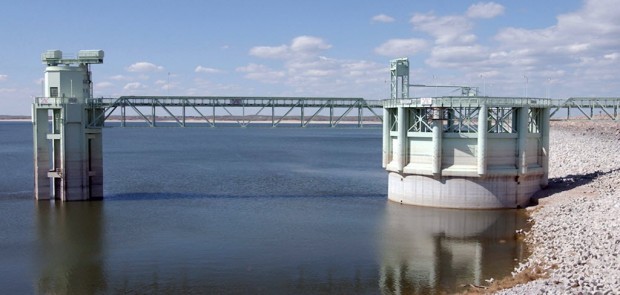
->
[382,96,618,121]
[34,97,80,106]
[383,97,553,108]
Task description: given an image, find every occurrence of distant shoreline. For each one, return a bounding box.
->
[0,117,381,125]
[0,118,31,122]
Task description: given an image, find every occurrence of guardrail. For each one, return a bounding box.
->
[34,97,81,106]
[383,97,554,108]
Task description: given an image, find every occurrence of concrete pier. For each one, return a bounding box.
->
[383,98,551,209]
[33,50,105,201]
[382,58,551,209]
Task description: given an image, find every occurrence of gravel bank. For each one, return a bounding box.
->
[496,120,620,294]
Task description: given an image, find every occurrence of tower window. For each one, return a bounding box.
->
[50,87,58,98]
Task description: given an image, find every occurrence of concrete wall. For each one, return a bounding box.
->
[387,172,543,209]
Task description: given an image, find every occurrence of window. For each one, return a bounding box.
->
[50,87,58,98]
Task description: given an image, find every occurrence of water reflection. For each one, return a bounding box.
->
[35,201,106,294]
[379,203,527,294]
[30,199,527,294]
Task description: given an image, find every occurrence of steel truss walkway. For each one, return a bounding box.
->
[88,96,384,128]
[550,97,620,120]
[66,96,618,128]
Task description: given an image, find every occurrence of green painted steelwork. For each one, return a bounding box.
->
[80,96,384,128]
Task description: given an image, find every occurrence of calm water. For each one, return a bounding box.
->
[0,122,527,294]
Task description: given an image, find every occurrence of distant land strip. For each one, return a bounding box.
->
[0,115,382,122]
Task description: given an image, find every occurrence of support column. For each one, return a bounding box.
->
[182,103,186,127]
[33,107,51,200]
[432,118,443,175]
[540,108,550,187]
[396,107,407,171]
[382,108,390,168]
[477,105,488,175]
[151,104,156,127]
[358,106,362,128]
[271,104,275,127]
[300,102,305,128]
[517,106,529,175]
[121,105,126,127]
[51,109,62,199]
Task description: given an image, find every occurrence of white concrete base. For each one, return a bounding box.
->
[388,172,544,209]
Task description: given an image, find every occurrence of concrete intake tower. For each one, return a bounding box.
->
[382,58,550,209]
[33,50,105,201]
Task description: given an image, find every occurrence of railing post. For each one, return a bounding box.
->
[540,108,550,187]
[396,107,407,171]
[517,105,529,175]
[477,104,488,175]
[382,108,390,168]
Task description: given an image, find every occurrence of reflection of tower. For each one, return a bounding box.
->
[33,50,105,201]
[379,203,527,294]
[36,202,106,294]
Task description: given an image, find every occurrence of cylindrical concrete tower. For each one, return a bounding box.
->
[382,59,551,209]
[382,98,550,209]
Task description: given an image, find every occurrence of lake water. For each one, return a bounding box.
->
[0,122,527,294]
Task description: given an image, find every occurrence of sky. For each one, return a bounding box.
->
[1,0,619,115]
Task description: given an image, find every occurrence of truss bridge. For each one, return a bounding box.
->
[550,97,620,120]
[86,96,384,128]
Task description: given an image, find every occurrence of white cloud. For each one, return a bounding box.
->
[567,43,591,53]
[375,38,428,57]
[0,75,7,82]
[242,36,387,98]
[95,81,113,89]
[108,75,130,81]
[250,45,289,59]
[426,45,489,67]
[249,36,331,60]
[410,13,475,45]
[126,62,164,72]
[372,14,395,23]
[493,0,620,73]
[290,36,331,53]
[466,2,505,19]
[194,66,222,73]
[123,82,146,90]
[604,52,619,60]
[155,79,177,90]
[236,63,285,83]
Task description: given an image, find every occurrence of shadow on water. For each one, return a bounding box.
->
[530,168,620,205]
[35,201,106,294]
[379,203,529,294]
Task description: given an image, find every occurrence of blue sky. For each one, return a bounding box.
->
[1,0,618,115]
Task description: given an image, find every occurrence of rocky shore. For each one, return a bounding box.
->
[496,120,620,294]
